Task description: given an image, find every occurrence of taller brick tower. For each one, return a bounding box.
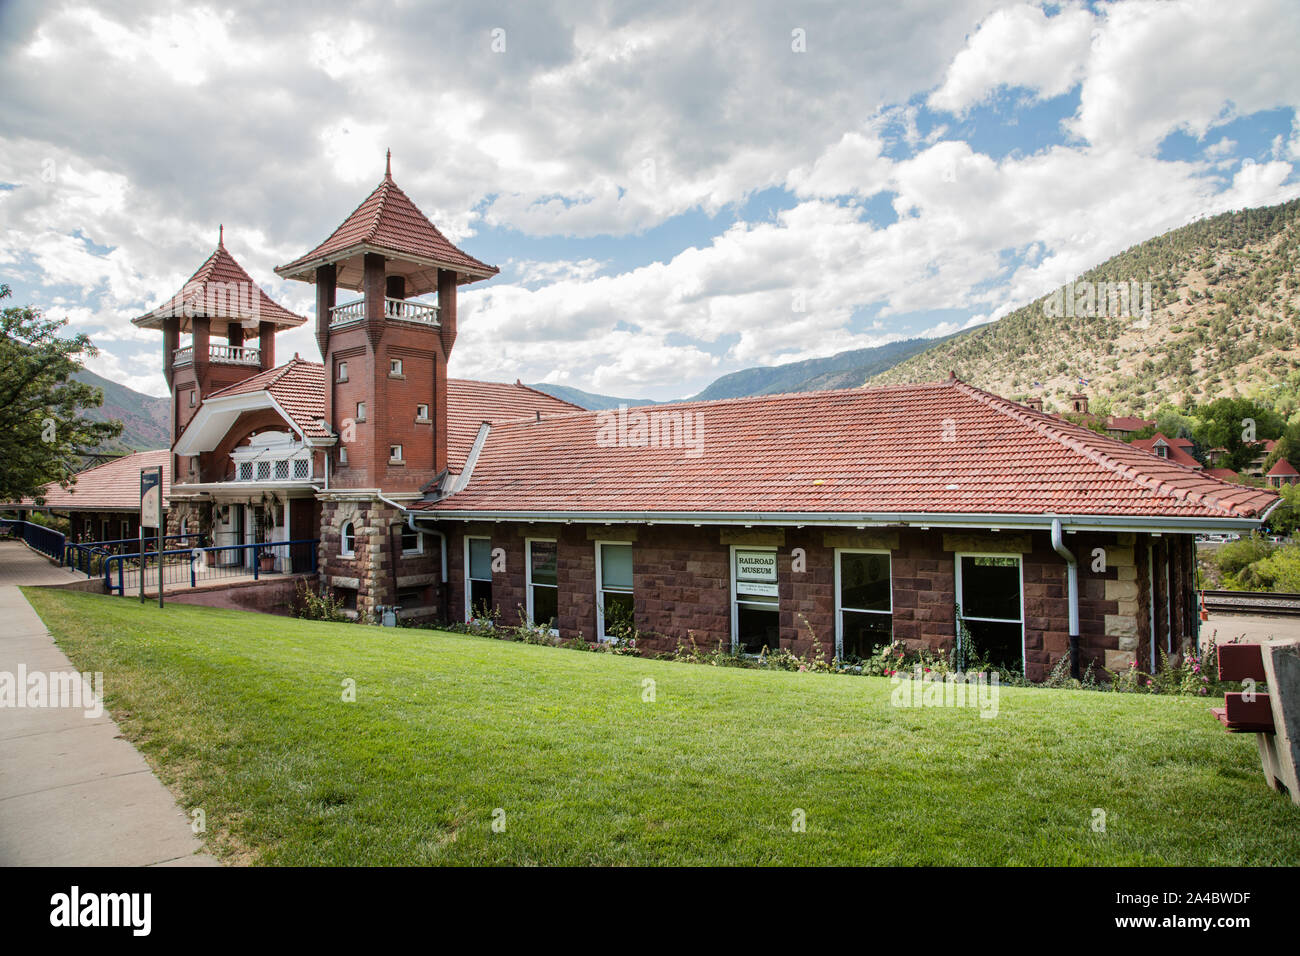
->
[275,152,499,493]
[276,153,498,620]
[132,229,308,486]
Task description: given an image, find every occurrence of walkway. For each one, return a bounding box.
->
[0,583,217,866]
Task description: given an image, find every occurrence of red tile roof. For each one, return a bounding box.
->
[1267,458,1299,477]
[132,233,306,331]
[275,160,498,291]
[1132,433,1203,470]
[445,380,583,472]
[12,449,170,511]
[414,379,1278,522]
[204,356,331,439]
[205,361,579,463]
[1106,415,1154,432]
[1204,467,1239,481]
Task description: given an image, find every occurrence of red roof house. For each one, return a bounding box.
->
[1267,458,1300,487]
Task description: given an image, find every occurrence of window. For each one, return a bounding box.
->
[836,550,892,659]
[389,358,403,376]
[416,403,430,421]
[340,521,356,557]
[356,401,367,422]
[1155,444,1168,458]
[256,461,270,480]
[955,554,1024,670]
[274,460,289,480]
[188,389,196,407]
[293,458,310,479]
[334,587,358,611]
[465,536,493,621]
[596,542,633,641]
[526,538,559,630]
[732,546,779,655]
[337,361,348,383]
[120,520,130,540]
[401,526,422,555]
[397,587,425,610]
[338,447,349,466]
[389,444,403,463]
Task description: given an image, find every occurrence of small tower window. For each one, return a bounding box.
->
[416,403,430,421]
[337,361,348,383]
[338,447,349,466]
[389,358,403,377]
[189,389,196,407]
[341,521,356,557]
[356,401,366,422]
[389,444,404,463]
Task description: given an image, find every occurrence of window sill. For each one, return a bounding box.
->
[389,459,406,466]
[414,418,431,425]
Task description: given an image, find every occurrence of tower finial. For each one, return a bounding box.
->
[385,148,392,178]
[218,223,224,247]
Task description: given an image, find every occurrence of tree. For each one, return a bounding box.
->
[0,285,122,503]
[1191,397,1284,471]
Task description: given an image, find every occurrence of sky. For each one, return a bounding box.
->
[1,0,1299,401]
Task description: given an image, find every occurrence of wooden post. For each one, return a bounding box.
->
[1260,639,1300,804]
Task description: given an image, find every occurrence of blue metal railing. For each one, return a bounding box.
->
[64,533,204,577]
[104,538,319,595]
[0,519,67,561]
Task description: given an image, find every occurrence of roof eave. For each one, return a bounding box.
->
[274,242,498,285]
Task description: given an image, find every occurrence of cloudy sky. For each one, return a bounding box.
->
[2,0,1299,400]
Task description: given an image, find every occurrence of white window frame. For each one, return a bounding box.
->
[729,544,779,655]
[356,401,366,422]
[189,389,196,407]
[338,446,348,466]
[595,540,634,642]
[389,357,403,376]
[525,537,559,634]
[401,525,423,556]
[416,403,430,422]
[340,521,356,557]
[954,551,1025,670]
[833,548,893,659]
[464,535,494,622]
[389,444,404,463]
[337,361,348,383]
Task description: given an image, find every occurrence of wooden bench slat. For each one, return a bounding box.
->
[1218,643,1268,682]
[1225,692,1275,732]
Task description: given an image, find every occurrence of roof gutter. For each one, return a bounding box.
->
[402,509,1270,533]
[1051,518,1080,679]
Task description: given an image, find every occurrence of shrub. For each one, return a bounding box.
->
[291,581,350,622]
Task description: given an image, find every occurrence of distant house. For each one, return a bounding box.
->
[1267,458,1300,488]
[1132,433,1203,471]
[0,449,171,542]
[1105,415,1155,439]
[1246,439,1279,478]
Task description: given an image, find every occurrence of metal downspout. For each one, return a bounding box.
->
[1051,518,1080,679]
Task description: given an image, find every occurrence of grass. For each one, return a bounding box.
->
[23,587,1300,866]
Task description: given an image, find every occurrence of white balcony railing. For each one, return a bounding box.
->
[329,297,440,328]
[173,344,261,367]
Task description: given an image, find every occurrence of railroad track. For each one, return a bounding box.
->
[1201,590,1300,617]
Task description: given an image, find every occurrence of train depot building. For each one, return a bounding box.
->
[130,157,1280,681]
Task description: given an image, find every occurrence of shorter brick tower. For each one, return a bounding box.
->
[276,153,498,619]
[132,228,308,486]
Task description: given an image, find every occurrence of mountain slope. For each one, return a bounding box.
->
[530,336,955,409]
[869,199,1300,414]
[73,369,170,451]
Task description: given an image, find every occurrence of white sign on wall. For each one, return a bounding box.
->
[736,549,778,597]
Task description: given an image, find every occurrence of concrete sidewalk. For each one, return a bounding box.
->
[0,585,218,866]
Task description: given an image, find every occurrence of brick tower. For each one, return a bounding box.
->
[276,152,498,620]
[132,228,308,486]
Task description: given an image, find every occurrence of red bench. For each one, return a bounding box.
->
[1211,640,1300,804]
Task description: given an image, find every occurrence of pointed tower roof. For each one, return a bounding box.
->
[1267,457,1299,478]
[132,230,307,332]
[274,154,498,295]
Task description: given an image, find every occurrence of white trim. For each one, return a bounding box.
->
[340,521,356,557]
[954,551,1025,671]
[595,540,634,642]
[464,535,492,622]
[833,547,893,659]
[401,524,423,556]
[524,537,559,634]
[729,544,779,654]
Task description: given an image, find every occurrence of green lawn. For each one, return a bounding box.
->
[23,587,1300,866]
